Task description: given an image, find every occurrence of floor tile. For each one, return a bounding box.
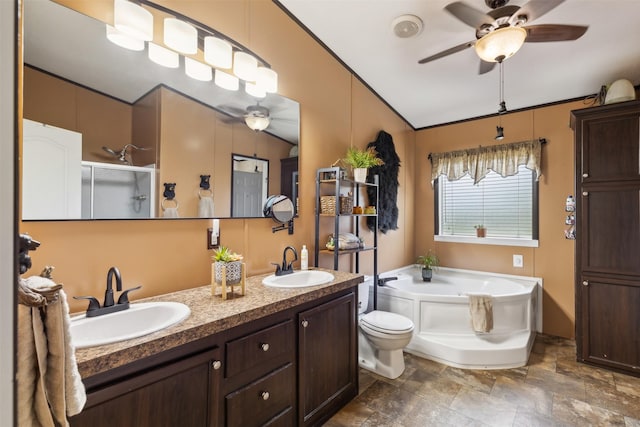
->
[440,366,497,394]
[585,378,640,419]
[491,375,553,416]
[450,387,519,426]
[553,394,626,426]
[525,366,586,401]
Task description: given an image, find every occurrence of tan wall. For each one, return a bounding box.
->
[22,0,416,315]
[415,100,582,338]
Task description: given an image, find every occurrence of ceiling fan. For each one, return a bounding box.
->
[418,0,588,74]
[219,102,295,132]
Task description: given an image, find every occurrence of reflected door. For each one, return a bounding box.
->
[22,119,82,219]
[232,171,263,217]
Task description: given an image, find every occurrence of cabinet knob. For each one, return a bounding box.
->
[582,173,589,178]
[582,280,589,287]
[260,343,270,352]
[302,320,309,328]
[261,391,270,401]
[212,360,222,370]
[582,191,589,196]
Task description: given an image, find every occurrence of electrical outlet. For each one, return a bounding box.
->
[513,254,523,268]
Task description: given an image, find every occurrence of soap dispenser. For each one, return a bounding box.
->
[301,245,308,270]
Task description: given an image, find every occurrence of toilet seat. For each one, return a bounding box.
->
[360,311,414,335]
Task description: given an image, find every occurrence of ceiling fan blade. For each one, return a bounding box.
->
[524,24,588,42]
[478,60,496,75]
[418,40,475,64]
[444,2,494,28]
[509,0,565,25]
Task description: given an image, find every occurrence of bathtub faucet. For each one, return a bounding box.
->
[378,276,398,286]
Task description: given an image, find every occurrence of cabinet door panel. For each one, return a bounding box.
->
[70,347,221,427]
[580,187,640,276]
[580,278,640,372]
[299,292,357,426]
[581,111,640,181]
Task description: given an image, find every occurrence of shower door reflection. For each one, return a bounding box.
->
[81,162,155,219]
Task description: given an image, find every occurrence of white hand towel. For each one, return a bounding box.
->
[163,206,179,218]
[468,294,493,333]
[198,196,214,217]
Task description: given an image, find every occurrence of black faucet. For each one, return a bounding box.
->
[74,266,141,317]
[378,276,399,286]
[272,246,298,276]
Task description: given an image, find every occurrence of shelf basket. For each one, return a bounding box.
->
[320,195,353,215]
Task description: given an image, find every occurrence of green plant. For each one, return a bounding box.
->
[212,246,243,263]
[417,251,439,270]
[343,146,384,169]
[474,224,485,229]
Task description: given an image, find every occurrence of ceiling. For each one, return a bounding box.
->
[277,0,640,129]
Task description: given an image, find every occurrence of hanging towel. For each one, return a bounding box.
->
[163,206,179,218]
[468,294,494,333]
[198,195,214,217]
[17,276,86,427]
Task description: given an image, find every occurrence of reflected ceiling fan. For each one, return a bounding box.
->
[220,102,293,132]
[418,0,588,74]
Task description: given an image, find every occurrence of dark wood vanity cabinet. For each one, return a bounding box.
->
[71,286,358,427]
[298,292,358,426]
[70,344,223,427]
[572,100,640,375]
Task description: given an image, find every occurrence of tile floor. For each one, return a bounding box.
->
[326,334,640,426]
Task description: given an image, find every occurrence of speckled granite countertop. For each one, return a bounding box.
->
[75,269,363,379]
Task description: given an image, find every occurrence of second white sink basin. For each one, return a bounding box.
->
[262,270,334,288]
[70,301,190,349]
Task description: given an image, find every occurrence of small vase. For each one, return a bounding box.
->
[421,268,432,282]
[214,261,242,284]
[476,228,486,238]
[353,168,367,183]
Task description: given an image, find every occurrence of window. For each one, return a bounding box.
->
[435,165,538,240]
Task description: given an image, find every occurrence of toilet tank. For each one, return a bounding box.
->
[358,277,374,314]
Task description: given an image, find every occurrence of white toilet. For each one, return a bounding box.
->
[358,281,414,379]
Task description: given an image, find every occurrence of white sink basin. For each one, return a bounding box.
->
[262,270,334,288]
[70,302,190,349]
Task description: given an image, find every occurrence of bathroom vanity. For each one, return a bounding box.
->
[69,270,361,427]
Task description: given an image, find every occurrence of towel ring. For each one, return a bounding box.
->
[198,188,214,198]
[161,198,179,210]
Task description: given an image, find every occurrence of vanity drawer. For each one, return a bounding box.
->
[225,319,293,378]
[225,363,295,427]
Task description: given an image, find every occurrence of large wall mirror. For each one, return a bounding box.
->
[22,0,300,220]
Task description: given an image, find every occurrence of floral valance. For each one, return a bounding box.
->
[429,139,543,185]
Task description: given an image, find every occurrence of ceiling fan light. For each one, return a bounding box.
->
[148,42,179,68]
[233,51,258,81]
[475,26,527,63]
[164,18,198,54]
[204,36,232,68]
[256,67,278,93]
[185,58,212,81]
[214,69,239,91]
[106,24,145,51]
[114,0,153,41]
[245,115,270,132]
[245,82,266,98]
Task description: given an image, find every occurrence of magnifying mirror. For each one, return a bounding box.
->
[263,195,295,234]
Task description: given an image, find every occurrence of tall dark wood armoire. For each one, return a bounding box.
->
[572,100,640,376]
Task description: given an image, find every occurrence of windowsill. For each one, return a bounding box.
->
[434,235,539,248]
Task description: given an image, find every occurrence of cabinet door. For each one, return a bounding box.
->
[298,292,358,426]
[579,277,640,373]
[70,347,222,427]
[579,105,640,182]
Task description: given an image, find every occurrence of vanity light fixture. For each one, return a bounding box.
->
[204,36,232,69]
[113,0,153,41]
[106,25,145,51]
[245,82,266,98]
[256,66,278,93]
[185,57,212,81]
[148,42,179,68]
[214,69,239,91]
[233,51,258,82]
[164,18,198,54]
[475,26,527,63]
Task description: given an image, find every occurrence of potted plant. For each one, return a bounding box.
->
[475,225,486,238]
[416,251,439,282]
[343,146,384,182]
[212,246,244,284]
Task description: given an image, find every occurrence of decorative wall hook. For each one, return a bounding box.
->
[199,175,211,190]
[163,183,176,200]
